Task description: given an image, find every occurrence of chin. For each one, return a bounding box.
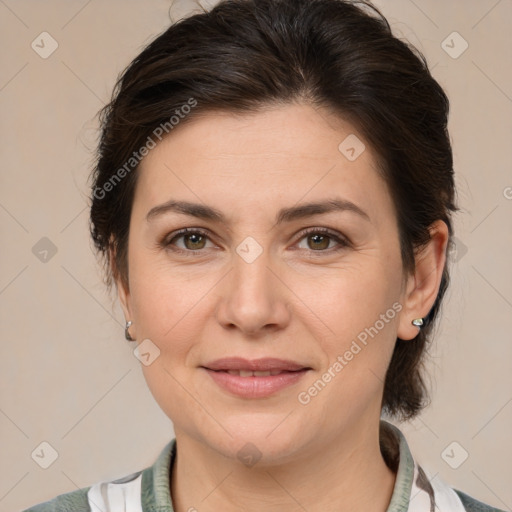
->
[198,413,312,466]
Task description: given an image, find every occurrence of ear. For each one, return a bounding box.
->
[397,220,449,340]
[109,247,132,325]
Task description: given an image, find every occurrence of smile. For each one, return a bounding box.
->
[202,367,310,398]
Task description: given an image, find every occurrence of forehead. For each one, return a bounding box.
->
[133,103,392,225]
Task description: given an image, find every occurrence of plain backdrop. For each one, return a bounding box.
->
[0,1,511,511]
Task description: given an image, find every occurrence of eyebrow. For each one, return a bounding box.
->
[146,197,370,225]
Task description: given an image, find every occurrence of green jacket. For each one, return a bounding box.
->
[22,421,506,512]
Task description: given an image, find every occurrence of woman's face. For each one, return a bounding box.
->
[118,103,417,463]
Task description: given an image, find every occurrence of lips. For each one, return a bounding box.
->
[202,357,309,372]
[201,357,311,398]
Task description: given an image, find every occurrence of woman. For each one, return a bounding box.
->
[24,0,505,510]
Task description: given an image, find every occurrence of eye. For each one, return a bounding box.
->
[163,228,215,254]
[162,226,350,256]
[295,227,350,254]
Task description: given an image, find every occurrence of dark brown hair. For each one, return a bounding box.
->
[89,0,458,422]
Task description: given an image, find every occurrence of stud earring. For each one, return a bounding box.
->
[125,320,135,341]
[411,318,424,328]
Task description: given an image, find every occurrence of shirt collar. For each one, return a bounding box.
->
[140,419,428,512]
[381,419,417,511]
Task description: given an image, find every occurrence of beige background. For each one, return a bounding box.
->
[1,1,511,511]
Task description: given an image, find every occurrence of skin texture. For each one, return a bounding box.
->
[116,102,448,512]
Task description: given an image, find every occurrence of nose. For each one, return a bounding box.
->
[215,249,291,337]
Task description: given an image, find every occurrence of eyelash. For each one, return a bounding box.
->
[161,227,350,257]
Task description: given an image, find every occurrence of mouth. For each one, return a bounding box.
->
[202,357,310,373]
[209,369,304,377]
[200,358,311,398]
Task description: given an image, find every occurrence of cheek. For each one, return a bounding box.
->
[130,268,207,423]
[128,248,191,328]
[130,277,200,352]
[127,255,221,366]
[298,286,400,420]
[299,253,402,338]
[302,252,402,388]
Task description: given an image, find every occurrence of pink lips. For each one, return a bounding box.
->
[201,357,311,399]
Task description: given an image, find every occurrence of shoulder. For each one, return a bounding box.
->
[21,486,91,512]
[454,488,507,512]
[21,439,176,512]
[380,420,505,512]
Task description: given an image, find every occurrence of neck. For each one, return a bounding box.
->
[170,419,397,512]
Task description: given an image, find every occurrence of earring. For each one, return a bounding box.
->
[411,318,424,328]
[125,320,135,341]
